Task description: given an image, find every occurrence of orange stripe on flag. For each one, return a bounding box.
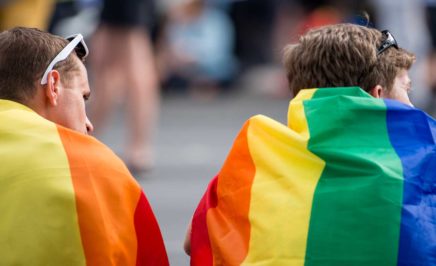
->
[57,126,141,265]
[207,121,256,265]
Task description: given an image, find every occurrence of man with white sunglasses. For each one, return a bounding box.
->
[0,27,169,265]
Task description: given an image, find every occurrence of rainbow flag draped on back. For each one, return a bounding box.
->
[190,87,436,266]
[0,99,169,265]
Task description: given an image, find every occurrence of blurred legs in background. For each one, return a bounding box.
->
[90,0,159,173]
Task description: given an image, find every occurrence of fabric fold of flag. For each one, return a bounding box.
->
[190,87,436,266]
[0,99,169,266]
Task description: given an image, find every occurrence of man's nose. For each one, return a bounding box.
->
[86,117,94,134]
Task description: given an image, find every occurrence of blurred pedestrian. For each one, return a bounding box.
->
[90,0,159,173]
[0,27,168,265]
[157,0,237,97]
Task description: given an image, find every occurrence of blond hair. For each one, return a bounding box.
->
[283,23,415,96]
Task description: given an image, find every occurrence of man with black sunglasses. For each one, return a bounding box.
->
[283,25,416,106]
[185,23,435,265]
[0,27,168,265]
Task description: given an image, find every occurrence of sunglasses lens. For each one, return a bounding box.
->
[66,35,88,59]
[377,30,398,55]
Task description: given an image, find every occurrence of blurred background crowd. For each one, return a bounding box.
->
[1,0,435,171]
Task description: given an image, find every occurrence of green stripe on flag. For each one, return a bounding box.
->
[303,88,404,265]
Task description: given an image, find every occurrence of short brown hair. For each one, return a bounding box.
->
[0,27,81,102]
[283,23,415,96]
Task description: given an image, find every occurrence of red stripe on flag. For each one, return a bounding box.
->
[191,176,218,265]
[134,192,169,266]
[191,120,256,265]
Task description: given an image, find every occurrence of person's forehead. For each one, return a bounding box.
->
[72,56,89,79]
[67,58,89,88]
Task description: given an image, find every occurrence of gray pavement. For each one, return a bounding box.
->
[98,92,289,265]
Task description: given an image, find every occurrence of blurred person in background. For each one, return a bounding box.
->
[48,0,101,38]
[90,0,159,173]
[0,0,55,30]
[230,0,374,98]
[425,0,436,115]
[185,23,435,265]
[157,0,237,98]
[228,0,277,71]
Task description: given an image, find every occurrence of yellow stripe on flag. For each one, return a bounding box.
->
[0,100,85,265]
[242,90,325,265]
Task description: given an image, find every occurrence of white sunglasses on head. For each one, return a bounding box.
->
[40,33,89,85]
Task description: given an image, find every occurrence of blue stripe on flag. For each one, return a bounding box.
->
[385,99,436,265]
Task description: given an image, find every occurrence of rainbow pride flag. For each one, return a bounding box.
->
[190,87,436,265]
[0,100,168,265]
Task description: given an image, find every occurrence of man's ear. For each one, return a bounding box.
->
[44,70,61,106]
[369,85,385,99]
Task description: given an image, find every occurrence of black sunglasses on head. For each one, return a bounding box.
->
[377,30,398,56]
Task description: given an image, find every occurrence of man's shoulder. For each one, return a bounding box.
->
[0,100,134,183]
[55,126,132,178]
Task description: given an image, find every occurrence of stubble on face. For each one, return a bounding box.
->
[56,59,92,134]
